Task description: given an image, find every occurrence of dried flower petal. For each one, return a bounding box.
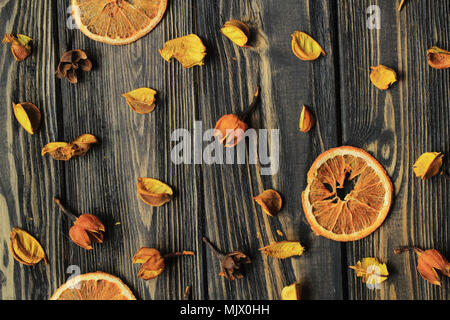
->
[122,88,157,114]
[395,247,450,286]
[12,102,41,134]
[281,282,301,300]
[70,134,98,157]
[69,225,93,250]
[370,65,397,90]
[349,257,389,285]
[253,189,282,217]
[299,105,315,133]
[259,241,304,259]
[159,34,206,68]
[413,152,443,180]
[427,46,450,69]
[2,34,32,61]
[221,20,250,47]
[42,134,97,160]
[291,31,326,61]
[137,177,173,206]
[56,50,92,84]
[214,114,248,147]
[9,228,47,266]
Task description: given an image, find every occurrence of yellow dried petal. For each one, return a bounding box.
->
[137,177,173,206]
[427,46,450,70]
[221,20,250,47]
[70,133,98,157]
[159,34,206,68]
[9,228,47,266]
[12,102,41,134]
[413,152,443,180]
[122,88,157,114]
[370,65,397,90]
[349,257,388,285]
[41,142,74,160]
[299,105,315,133]
[291,31,326,61]
[253,189,282,217]
[281,282,301,300]
[259,241,304,259]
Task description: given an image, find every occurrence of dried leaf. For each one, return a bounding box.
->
[2,34,32,61]
[137,177,173,206]
[299,105,315,133]
[221,20,250,47]
[122,88,157,114]
[281,282,301,300]
[291,31,326,61]
[9,228,47,266]
[259,241,304,259]
[12,102,41,134]
[370,65,397,90]
[159,34,206,68]
[413,152,443,180]
[427,46,450,69]
[253,189,282,216]
[395,247,450,286]
[42,134,97,160]
[349,257,388,285]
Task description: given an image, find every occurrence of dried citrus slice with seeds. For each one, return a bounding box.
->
[302,146,393,241]
[71,0,168,45]
[50,272,136,300]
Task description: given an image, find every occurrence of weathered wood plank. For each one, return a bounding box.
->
[196,0,343,299]
[0,0,64,299]
[337,0,449,299]
[54,0,204,299]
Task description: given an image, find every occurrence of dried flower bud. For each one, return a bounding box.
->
[370,65,397,90]
[54,197,104,250]
[281,282,301,300]
[214,87,260,148]
[427,46,450,70]
[202,237,251,281]
[221,20,251,47]
[56,50,92,84]
[132,247,194,280]
[413,152,443,180]
[299,105,315,133]
[12,102,41,134]
[291,31,326,61]
[395,247,450,286]
[2,34,32,61]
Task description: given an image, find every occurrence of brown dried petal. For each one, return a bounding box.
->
[221,252,251,280]
[132,248,165,280]
[66,69,78,84]
[55,63,73,78]
[253,189,282,216]
[75,214,105,233]
[69,225,93,250]
[78,58,93,72]
[41,142,76,161]
[427,46,450,69]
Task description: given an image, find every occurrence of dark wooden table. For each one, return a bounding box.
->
[0,0,448,300]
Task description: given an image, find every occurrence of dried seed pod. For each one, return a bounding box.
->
[299,105,315,133]
[413,152,443,180]
[132,247,194,280]
[291,31,326,61]
[281,282,301,300]
[370,65,397,90]
[427,46,450,69]
[221,20,250,47]
[395,247,450,286]
[42,134,97,160]
[9,228,47,266]
[137,177,173,206]
[55,50,92,84]
[159,34,206,68]
[259,241,304,259]
[122,88,157,114]
[2,34,32,61]
[253,189,282,216]
[202,237,251,281]
[12,102,41,134]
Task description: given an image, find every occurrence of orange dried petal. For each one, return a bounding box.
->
[253,189,282,216]
[291,31,326,61]
[370,65,397,90]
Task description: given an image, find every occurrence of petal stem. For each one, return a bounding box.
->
[53,197,77,222]
[237,86,260,122]
[202,236,225,260]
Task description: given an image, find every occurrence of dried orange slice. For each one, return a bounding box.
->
[71,0,168,45]
[302,146,393,241]
[50,271,136,300]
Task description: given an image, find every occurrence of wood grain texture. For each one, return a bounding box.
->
[337,0,449,299]
[196,0,343,299]
[53,0,204,299]
[0,0,64,300]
